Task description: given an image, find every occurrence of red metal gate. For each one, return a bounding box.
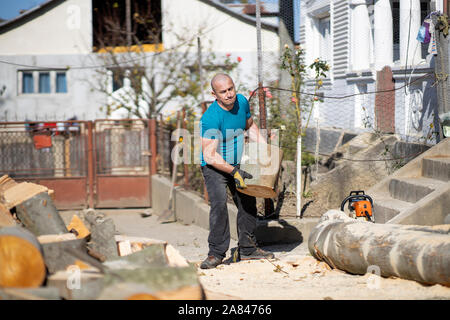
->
[93,119,152,208]
[0,119,156,209]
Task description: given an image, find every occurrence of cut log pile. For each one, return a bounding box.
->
[0,175,203,300]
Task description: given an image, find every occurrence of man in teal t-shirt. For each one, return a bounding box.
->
[200,93,250,167]
[199,73,275,269]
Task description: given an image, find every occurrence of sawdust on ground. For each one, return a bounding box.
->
[197,255,450,300]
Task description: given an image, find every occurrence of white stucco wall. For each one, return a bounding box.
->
[0,0,92,55]
[162,0,278,53]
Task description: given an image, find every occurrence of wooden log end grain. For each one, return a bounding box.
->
[237,185,277,198]
[0,203,16,227]
[67,215,90,239]
[0,175,18,195]
[0,227,46,288]
[126,293,160,300]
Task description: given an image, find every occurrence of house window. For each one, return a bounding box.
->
[108,68,145,92]
[318,16,331,63]
[92,0,162,50]
[22,72,34,94]
[56,72,67,93]
[19,70,68,94]
[39,72,51,93]
[111,69,123,92]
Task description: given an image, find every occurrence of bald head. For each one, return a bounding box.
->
[211,73,233,93]
[210,73,236,109]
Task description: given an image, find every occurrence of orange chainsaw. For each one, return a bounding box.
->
[340,191,374,222]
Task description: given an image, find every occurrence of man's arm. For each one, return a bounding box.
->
[245,117,267,144]
[201,136,253,189]
[201,137,235,174]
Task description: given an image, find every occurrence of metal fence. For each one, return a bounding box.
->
[0,121,87,179]
[0,119,156,209]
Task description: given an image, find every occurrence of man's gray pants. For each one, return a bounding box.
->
[201,164,258,259]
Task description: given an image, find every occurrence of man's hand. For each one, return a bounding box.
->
[231,167,253,189]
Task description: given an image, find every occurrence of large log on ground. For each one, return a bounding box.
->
[100,245,203,300]
[98,266,204,300]
[0,287,61,300]
[308,210,450,286]
[15,192,67,236]
[46,270,104,300]
[40,236,98,274]
[47,244,203,300]
[0,226,46,288]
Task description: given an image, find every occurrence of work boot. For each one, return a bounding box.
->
[200,256,223,269]
[240,248,275,261]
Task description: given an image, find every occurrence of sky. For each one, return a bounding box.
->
[0,0,282,21]
[0,0,47,20]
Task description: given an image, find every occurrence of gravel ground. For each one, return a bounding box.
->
[60,208,450,300]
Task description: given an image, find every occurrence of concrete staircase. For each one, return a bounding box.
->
[368,138,450,225]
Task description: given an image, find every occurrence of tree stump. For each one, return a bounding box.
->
[308,210,450,286]
[0,226,46,288]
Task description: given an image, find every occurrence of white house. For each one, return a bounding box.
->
[300,0,443,144]
[0,0,280,121]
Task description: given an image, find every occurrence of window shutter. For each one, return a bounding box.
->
[332,0,349,79]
